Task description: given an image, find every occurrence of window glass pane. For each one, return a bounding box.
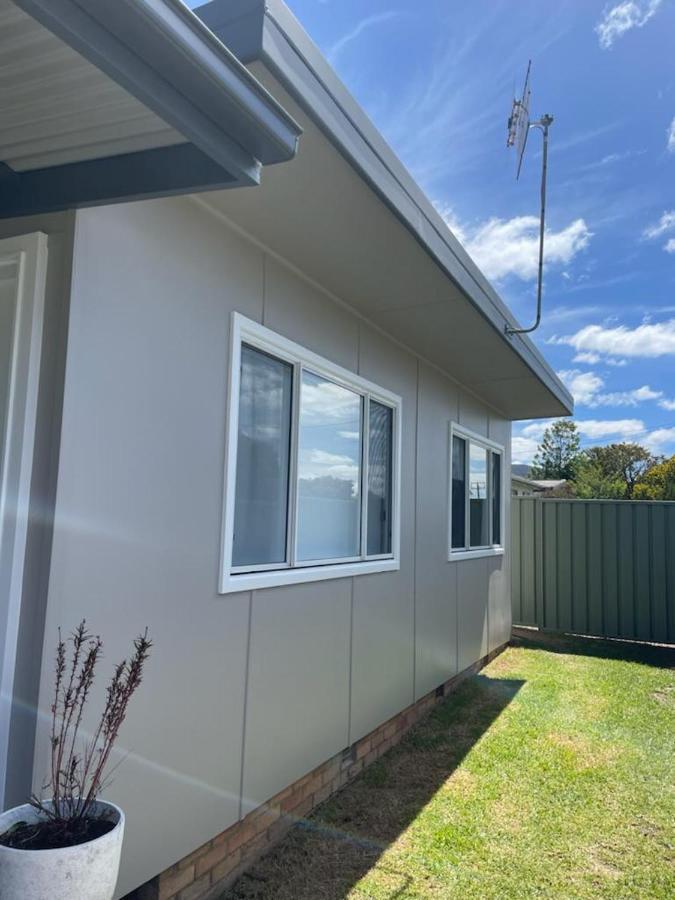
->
[233,345,292,567]
[367,401,393,556]
[469,443,489,547]
[451,435,466,549]
[492,452,501,545]
[297,371,361,561]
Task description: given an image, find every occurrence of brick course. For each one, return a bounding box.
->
[127,642,506,900]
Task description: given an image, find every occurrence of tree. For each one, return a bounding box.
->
[531,419,581,480]
[580,443,657,499]
[634,455,675,500]
[573,457,625,500]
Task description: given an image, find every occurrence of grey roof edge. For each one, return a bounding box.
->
[196,0,573,416]
[14,0,302,177]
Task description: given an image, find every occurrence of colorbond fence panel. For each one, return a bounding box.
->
[511,498,675,644]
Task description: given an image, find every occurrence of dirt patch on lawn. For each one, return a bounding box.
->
[652,685,674,707]
[547,731,620,770]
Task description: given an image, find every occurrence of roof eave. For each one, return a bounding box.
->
[196,0,573,418]
[13,0,302,180]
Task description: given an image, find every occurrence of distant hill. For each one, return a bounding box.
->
[512,464,531,477]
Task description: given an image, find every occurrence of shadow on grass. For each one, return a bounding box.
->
[512,627,675,669]
[220,673,524,900]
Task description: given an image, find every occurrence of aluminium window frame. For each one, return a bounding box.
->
[448,422,505,562]
[219,313,401,593]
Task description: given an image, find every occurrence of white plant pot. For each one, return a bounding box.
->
[0,799,124,900]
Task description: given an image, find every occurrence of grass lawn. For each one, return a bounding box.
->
[223,632,675,899]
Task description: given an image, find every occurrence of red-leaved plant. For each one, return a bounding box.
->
[1,621,151,850]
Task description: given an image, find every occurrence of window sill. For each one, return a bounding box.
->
[220,558,400,594]
[448,547,505,562]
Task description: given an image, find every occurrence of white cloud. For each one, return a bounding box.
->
[557,369,663,407]
[300,379,360,424]
[595,0,663,49]
[644,427,675,453]
[512,435,540,465]
[668,117,675,153]
[643,210,675,239]
[439,210,591,282]
[338,431,360,440]
[513,417,651,463]
[659,398,675,411]
[577,419,646,439]
[300,449,358,485]
[550,318,675,359]
[573,351,601,364]
[643,210,675,253]
[557,369,604,405]
[596,385,662,405]
[520,418,645,441]
[328,12,399,62]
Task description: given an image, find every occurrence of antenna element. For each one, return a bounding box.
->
[505,61,554,336]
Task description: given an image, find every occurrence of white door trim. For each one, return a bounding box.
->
[0,232,48,811]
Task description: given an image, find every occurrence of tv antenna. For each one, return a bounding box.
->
[505,61,554,336]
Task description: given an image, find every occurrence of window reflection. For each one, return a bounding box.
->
[367,401,393,555]
[297,371,361,561]
[233,345,292,567]
[451,435,466,549]
[469,442,489,547]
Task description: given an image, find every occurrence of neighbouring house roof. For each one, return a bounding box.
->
[512,474,567,492]
[0,0,302,216]
[194,0,574,421]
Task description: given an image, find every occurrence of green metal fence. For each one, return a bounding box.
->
[512,497,675,644]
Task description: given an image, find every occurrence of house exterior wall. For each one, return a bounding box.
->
[0,211,75,809]
[32,195,511,898]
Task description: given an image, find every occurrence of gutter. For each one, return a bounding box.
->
[14,0,302,184]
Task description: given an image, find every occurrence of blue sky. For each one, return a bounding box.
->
[194,0,675,463]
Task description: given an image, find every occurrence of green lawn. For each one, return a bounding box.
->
[224,632,675,899]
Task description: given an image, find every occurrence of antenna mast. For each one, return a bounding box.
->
[505,62,554,336]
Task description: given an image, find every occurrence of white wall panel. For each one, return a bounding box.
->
[263,255,359,371]
[414,363,459,698]
[36,198,263,897]
[242,579,351,812]
[457,558,490,671]
[349,327,416,741]
[458,391,489,435]
[488,417,512,651]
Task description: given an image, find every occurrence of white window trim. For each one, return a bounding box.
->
[220,313,402,593]
[448,422,505,562]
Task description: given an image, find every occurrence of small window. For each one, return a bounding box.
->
[232,345,292,567]
[367,400,393,556]
[221,315,401,592]
[451,435,466,549]
[449,424,504,559]
[492,452,501,545]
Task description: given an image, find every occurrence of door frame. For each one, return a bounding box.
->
[0,232,48,810]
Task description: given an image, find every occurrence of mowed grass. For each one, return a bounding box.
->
[223,633,675,899]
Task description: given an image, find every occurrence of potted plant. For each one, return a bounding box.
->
[0,621,151,900]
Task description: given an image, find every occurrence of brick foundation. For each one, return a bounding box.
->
[128,642,507,900]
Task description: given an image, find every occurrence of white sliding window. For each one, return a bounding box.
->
[220,314,401,593]
[448,423,504,561]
